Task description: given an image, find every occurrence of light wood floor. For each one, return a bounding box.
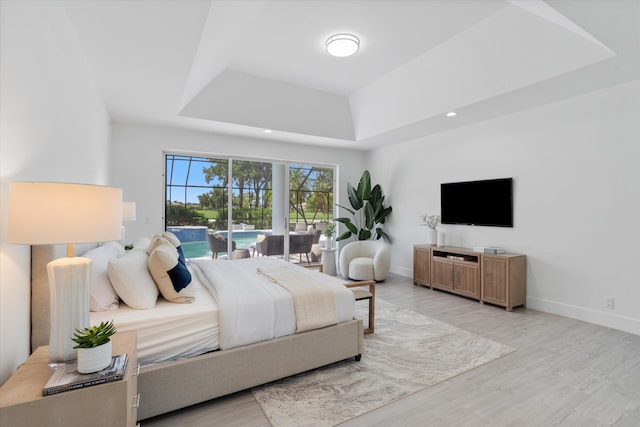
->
[142,274,640,426]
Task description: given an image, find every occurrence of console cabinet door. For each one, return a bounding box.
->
[482,257,508,305]
[432,258,453,290]
[413,246,431,286]
[453,262,480,298]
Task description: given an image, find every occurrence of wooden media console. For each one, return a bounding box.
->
[413,245,526,311]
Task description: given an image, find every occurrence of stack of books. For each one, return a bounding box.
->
[42,354,128,396]
[472,246,505,254]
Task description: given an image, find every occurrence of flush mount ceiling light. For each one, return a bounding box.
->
[326,33,360,57]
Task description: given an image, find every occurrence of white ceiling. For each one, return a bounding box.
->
[61,0,640,150]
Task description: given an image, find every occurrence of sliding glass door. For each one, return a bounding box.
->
[165,153,334,262]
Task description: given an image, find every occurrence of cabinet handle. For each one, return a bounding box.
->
[133,363,141,376]
[132,393,141,408]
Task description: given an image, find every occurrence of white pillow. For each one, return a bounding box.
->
[132,236,151,252]
[162,231,181,247]
[148,244,194,304]
[108,250,158,309]
[147,235,173,255]
[149,232,186,265]
[82,241,124,312]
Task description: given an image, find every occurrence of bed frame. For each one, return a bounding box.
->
[31,245,364,421]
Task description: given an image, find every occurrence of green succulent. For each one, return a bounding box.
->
[72,320,116,349]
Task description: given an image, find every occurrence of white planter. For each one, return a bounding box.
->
[77,340,112,374]
[437,230,446,247]
[325,236,333,249]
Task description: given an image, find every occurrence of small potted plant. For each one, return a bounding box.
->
[72,320,116,373]
[419,213,440,245]
[323,222,336,249]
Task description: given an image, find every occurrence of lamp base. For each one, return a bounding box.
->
[46,257,91,364]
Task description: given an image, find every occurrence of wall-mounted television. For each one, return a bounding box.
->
[441,178,513,227]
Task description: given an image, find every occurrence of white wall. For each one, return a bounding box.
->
[0,1,110,384]
[109,123,365,243]
[367,80,640,335]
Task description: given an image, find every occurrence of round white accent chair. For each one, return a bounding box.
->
[339,240,390,281]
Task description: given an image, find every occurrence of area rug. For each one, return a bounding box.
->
[252,298,515,426]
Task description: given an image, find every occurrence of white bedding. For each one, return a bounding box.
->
[92,258,355,364]
[90,267,219,366]
[190,257,355,350]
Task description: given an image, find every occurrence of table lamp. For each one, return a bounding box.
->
[8,182,122,364]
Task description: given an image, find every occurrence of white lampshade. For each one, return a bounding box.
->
[123,202,137,222]
[8,182,123,246]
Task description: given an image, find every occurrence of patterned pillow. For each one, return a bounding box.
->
[148,232,186,265]
[148,244,194,303]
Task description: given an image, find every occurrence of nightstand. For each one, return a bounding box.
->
[0,332,139,427]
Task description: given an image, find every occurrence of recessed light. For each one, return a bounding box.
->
[446,111,457,117]
[326,33,360,57]
[264,129,273,133]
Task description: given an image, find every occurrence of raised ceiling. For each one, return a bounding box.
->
[61,0,640,149]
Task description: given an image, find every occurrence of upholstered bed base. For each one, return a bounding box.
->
[30,245,364,421]
[138,319,363,420]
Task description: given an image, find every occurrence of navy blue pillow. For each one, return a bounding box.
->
[176,245,186,266]
[167,260,191,292]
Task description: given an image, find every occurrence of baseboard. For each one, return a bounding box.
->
[386,267,639,337]
[527,297,640,336]
[389,265,412,278]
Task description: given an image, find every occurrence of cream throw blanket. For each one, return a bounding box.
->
[257,266,338,332]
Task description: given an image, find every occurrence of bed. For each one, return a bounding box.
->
[30,243,364,421]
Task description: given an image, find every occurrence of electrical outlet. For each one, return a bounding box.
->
[605,298,614,309]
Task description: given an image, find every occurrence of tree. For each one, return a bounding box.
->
[307,168,333,218]
[290,167,313,225]
[202,160,272,209]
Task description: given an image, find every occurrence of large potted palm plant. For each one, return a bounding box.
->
[335,170,392,242]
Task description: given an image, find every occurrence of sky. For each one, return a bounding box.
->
[165,155,323,205]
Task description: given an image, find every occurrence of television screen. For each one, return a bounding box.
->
[441,178,513,227]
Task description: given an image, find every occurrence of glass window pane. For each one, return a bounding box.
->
[165,154,334,262]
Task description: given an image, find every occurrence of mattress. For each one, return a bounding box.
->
[90,267,219,366]
[91,258,355,365]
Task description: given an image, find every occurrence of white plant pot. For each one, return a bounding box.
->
[77,340,112,374]
[325,236,333,249]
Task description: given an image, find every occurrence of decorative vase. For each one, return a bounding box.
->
[77,340,112,374]
[437,230,446,247]
[427,228,437,245]
[326,236,333,249]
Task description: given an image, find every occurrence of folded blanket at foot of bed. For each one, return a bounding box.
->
[257,265,338,332]
[190,257,354,349]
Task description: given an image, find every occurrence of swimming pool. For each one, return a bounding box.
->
[181,230,267,259]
